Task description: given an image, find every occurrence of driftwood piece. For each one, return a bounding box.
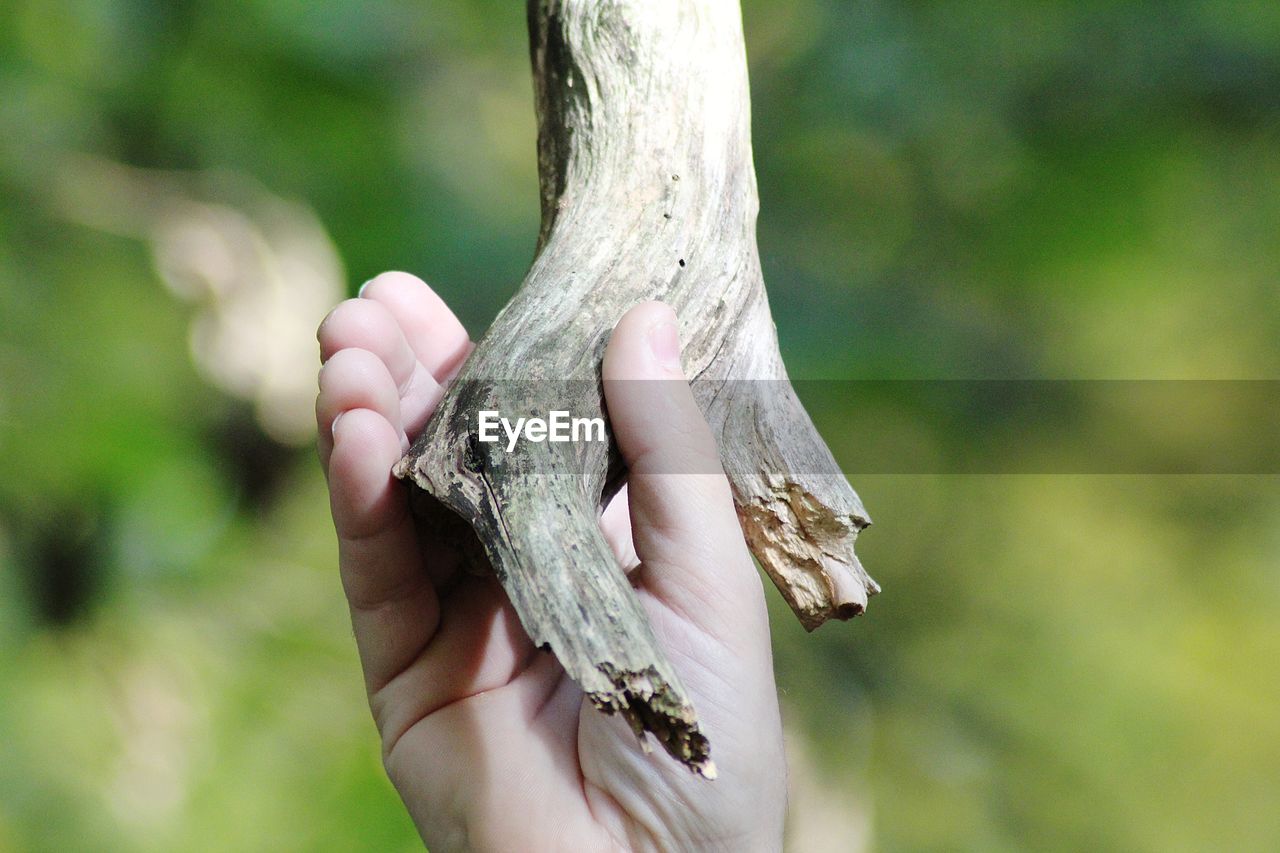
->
[394,0,878,776]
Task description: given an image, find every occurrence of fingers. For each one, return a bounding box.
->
[601,302,766,641]
[600,484,639,573]
[318,297,442,438]
[317,271,478,694]
[316,347,406,472]
[329,407,441,693]
[360,271,473,382]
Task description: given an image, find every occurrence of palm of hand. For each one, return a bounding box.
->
[318,272,786,851]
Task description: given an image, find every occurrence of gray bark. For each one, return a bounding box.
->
[394,0,878,776]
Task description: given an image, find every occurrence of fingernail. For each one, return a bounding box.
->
[331,410,346,437]
[647,319,682,372]
[357,278,374,297]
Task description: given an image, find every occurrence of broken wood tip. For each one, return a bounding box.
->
[594,662,714,776]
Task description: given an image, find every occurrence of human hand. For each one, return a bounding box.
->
[317,272,786,851]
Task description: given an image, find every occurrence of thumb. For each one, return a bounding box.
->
[601,301,767,641]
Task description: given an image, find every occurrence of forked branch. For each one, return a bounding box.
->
[395,0,877,775]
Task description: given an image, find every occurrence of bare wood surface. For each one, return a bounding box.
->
[394,0,878,775]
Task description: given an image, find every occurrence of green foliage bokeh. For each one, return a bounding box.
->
[1,1,1278,850]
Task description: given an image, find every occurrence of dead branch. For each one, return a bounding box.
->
[395,0,878,776]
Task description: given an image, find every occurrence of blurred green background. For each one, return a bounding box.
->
[2,0,1279,850]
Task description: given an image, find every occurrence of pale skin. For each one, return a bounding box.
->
[316,271,787,851]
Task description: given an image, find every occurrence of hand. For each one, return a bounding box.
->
[316,272,786,851]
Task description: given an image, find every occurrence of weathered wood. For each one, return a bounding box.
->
[394,0,877,775]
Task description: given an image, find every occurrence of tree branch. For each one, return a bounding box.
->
[394,0,877,776]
